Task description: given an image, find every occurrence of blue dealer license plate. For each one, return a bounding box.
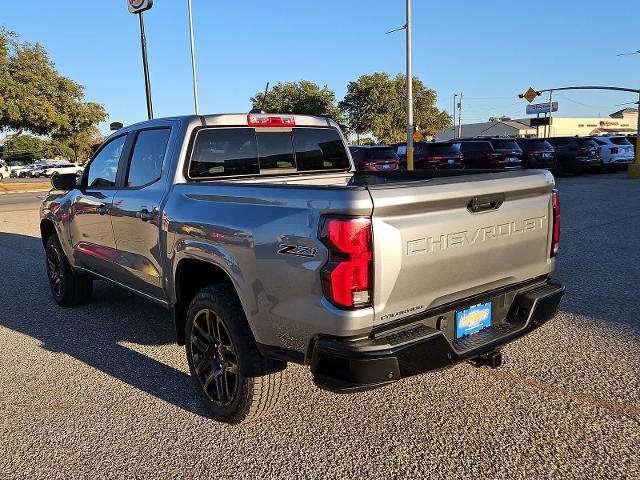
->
[455,302,492,338]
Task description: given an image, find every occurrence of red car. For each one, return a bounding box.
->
[349,146,401,172]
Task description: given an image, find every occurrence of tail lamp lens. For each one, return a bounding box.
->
[551,189,560,257]
[320,217,372,308]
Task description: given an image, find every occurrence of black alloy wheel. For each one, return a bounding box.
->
[190,308,239,407]
[46,241,64,299]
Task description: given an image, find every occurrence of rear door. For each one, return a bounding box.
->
[367,171,554,326]
[111,125,174,300]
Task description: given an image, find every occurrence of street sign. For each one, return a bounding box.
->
[128,0,153,14]
[526,102,559,115]
[523,87,540,103]
[530,117,553,127]
[413,130,423,142]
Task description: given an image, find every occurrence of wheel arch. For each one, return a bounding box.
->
[172,257,244,346]
[40,219,57,247]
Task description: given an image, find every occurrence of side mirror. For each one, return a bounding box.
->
[51,173,78,191]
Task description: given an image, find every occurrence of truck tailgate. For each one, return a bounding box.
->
[367,170,555,326]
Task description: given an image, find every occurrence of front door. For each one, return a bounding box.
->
[111,127,173,301]
[69,134,128,276]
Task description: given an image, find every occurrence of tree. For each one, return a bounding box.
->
[0,29,107,139]
[1,134,74,163]
[251,81,345,128]
[340,72,451,144]
[489,115,512,123]
[52,102,106,162]
[1,134,46,163]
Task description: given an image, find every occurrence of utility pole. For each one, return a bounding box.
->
[453,94,458,139]
[630,92,640,178]
[405,0,414,170]
[547,90,554,137]
[457,93,463,139]
[187,0,199,114]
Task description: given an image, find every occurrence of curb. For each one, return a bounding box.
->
[0,188,51,195]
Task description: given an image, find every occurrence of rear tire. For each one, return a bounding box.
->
[185,285,286,424]
[45,235,93,307]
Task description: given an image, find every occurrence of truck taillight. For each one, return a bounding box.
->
[551,189,560,257]
[320,217,372,308]
[247,113,295,127]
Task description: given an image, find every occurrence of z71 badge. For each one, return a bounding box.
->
[278,244,317,258]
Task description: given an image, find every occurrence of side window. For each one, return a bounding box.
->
[86,136,126,188]
[126,129,171,187]
[256,132,295,171]
[293,128,350,171]
[189,128,259,178]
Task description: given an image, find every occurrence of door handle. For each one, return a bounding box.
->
[468,193,505,214]
[96,205,109,215]
[136,209,155,222]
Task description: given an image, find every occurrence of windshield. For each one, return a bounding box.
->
[418,143,461,155]
[519,139,553,151]
[491,139,521,151]
[609,137,633,146]
[365,148,399,161]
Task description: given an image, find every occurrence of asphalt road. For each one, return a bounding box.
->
[1,173,639,479]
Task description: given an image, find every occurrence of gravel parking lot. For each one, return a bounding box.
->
[1,172,638,479]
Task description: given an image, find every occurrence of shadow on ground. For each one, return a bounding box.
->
[0,231,207,417]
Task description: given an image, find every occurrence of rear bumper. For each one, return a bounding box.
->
[311,280,565,392]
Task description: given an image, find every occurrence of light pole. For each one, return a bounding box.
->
[453,94,458,139]
[138,12,153,120]
[405,0,414,170]
[187,0,200,114]
[457,92,463,139]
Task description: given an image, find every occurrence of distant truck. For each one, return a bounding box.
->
[40,113,565,423]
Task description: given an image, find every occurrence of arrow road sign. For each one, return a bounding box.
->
[523,87,540,103]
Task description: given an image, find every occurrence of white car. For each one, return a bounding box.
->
[593,136,635,169]
[42,163,84,177]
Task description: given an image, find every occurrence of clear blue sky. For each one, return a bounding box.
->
[3,1,639,133]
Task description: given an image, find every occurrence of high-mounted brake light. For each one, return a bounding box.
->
[247,113,295,127]
[551,189,560,257]
[319,217,372,308]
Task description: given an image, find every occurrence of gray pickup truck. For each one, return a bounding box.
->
[41,113,564,423]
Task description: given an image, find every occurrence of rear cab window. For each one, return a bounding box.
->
[188,127,349,179]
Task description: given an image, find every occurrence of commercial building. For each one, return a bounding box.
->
[438,108,638,140]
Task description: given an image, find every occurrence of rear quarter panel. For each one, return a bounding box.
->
[164,182,374,353]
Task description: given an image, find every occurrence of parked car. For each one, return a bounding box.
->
[456,138,523,169]
[514,138,556,170]
[41,112,564,424]
[546,137,601,175]
[28,164,52,178]
[392,142,464,169]
[349,146,400,172]
[592,136,635,170]
[0,160,10,181]
[42,162,84,177]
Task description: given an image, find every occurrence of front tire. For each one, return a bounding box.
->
[185,285,285,424]
[45,235,93,307]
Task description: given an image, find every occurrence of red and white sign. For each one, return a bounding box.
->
[128,0,153,14]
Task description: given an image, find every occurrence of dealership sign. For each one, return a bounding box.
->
[526,102,559,115]
[128,0,153,14]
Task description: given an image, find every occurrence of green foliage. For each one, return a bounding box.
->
[0,28,107,142]
[340,72,451,144]
[1,134,75,163]
[251,81,345,128]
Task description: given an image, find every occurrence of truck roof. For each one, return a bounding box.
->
[115,113,337,134]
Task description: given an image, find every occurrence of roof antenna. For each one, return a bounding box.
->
[250,82,269,114]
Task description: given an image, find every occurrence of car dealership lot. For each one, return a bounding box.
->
[1,173,638,479]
